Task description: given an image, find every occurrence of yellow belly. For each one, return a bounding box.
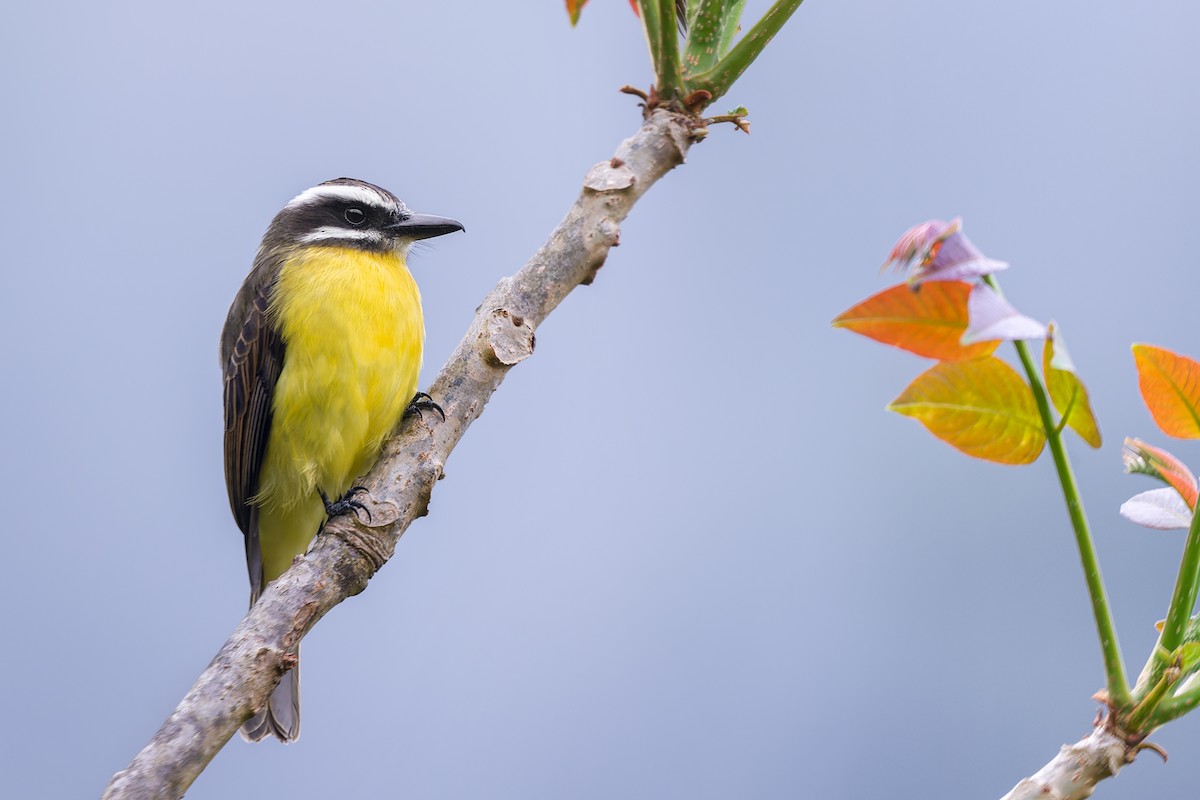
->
[254,246,423,581]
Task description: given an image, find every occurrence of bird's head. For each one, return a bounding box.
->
[267,177,463,254]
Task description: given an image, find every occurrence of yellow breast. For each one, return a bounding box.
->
[255,245,424,513]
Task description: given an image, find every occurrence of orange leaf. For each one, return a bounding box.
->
[1043,324,1101,448]
[1132,345,1200,439]
[566,0,589,25]
[833,281,999,361]
[1124,438,1198,510]
[888,357,1045,464]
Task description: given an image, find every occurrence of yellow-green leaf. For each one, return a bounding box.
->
[1179,642,1200,673]
[1043,323,1101,447]
[1133,344,1200,439]
[888,357,1045,464]
[566,0,588,25]
[832,281,999,361]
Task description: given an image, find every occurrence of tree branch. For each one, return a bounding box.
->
[999,724,1139,800]
[102,108,697,800]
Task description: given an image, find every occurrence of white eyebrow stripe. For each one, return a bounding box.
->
[298,226,385,243]
[285,184,394,210]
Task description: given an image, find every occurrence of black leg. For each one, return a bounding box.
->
[404,391,445,422]
[318,486,372,524]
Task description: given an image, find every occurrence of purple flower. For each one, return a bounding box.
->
[883,217,1008,284]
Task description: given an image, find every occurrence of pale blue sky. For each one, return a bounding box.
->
[3,1,1200,797]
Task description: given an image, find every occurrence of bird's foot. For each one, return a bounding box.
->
[319,486,372,524]
[404,391,445,422]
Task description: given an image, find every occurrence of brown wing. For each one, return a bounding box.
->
[222,278,284,599]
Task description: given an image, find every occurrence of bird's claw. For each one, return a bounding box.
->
[319,486,373,524]
[404,391,445,422]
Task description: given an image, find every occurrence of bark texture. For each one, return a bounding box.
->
[102,108,695,800]
[1000,726,1134,800]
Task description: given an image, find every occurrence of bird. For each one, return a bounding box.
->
[220,177,463,742]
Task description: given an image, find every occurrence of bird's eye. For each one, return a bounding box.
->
[344,208,366,225]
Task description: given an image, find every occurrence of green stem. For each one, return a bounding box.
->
[636,0,682,99]
[1125,666,1174,731]
[1149,676,1200,726]
[638,1,664,82]
[685,0,806,104]
[655,0,682,99]
[1136,484,1200,702]
[984,274,1130,707]
[681,0,734,77]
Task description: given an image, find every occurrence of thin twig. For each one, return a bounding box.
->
[984,275,1130,707]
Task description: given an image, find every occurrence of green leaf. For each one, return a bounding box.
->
[1179,642,1200,673]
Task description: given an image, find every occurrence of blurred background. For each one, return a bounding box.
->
[2,1,1199,797]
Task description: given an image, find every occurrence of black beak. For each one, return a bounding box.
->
[389,213,465,240]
